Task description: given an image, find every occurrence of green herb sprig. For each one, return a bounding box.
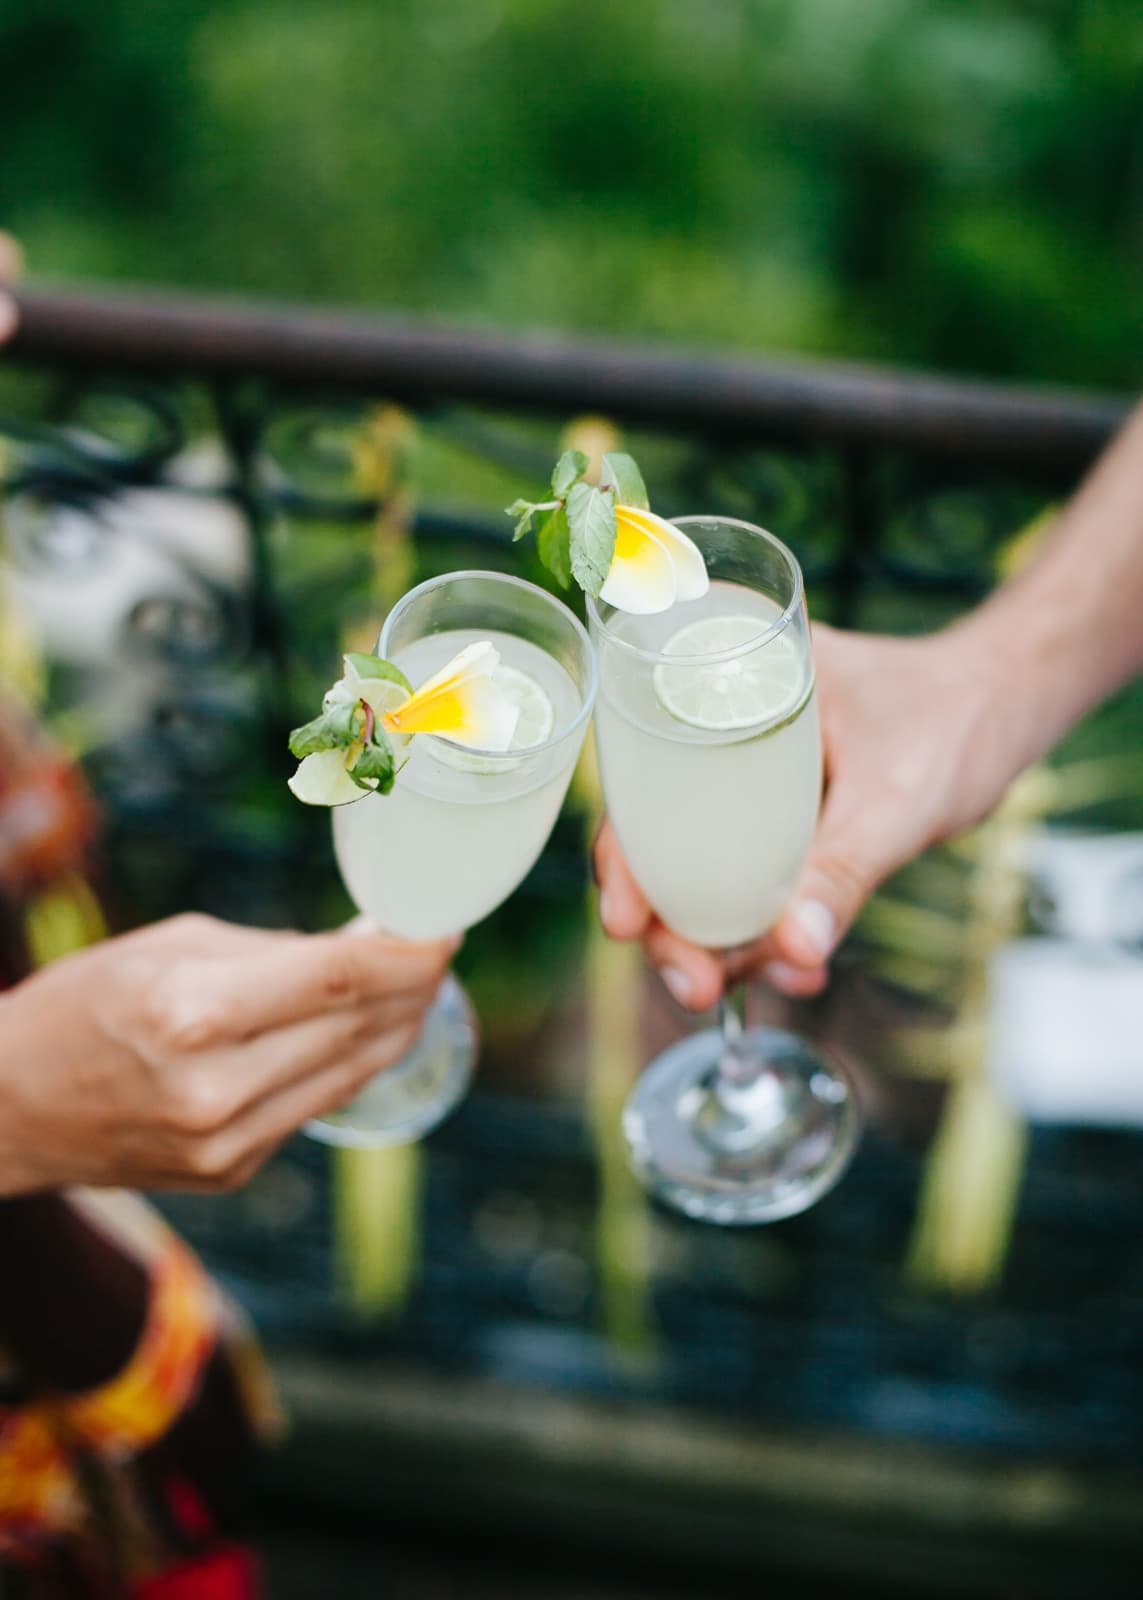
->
[288,653,411,796]
[506,449,649,596]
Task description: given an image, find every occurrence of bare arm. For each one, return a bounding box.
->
[954,399,1143,771]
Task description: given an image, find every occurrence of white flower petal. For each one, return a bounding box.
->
[601,511,678,614]
[288,749,366,807]
[384,639,519,748]
[640,513,710,602]
[447,675,521,750]
[412,640,499,699]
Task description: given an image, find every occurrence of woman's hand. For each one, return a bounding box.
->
[596,620,1022,1009]
[0,913,457,1194]
[0,232,22,344]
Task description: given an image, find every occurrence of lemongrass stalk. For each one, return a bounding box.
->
[25,874,108,968]
[907,1075,1027,1292]
[334,1144,421,1318]
[332,406,423,1318]
[573,734,658,1360]
[857,897,967,959]
[904,778,1039,1293]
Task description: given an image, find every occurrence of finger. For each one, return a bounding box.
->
[171,985,441,1126]
[758,960,830,998]
[594,819,653,940]
[644,922,725,1011]
[0,293,17,344]
[152,928,457,1047]
[186,1020,425,1181]
[715,933,830,998]
[765,785,909,976]
[125,912,283,960]
[719,936,774,986]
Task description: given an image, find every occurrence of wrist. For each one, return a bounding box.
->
[942,576,1094,779]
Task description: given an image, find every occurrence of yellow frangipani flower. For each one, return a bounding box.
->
[600,505,709,615]
[288,642,519,807]
[383,641,520,748]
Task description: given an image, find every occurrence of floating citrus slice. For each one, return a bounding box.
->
[652,614,804,732]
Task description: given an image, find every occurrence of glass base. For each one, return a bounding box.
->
[304,974,478,1149]
[622,1024,859,1225]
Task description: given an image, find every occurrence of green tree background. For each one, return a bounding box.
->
[1,0,1139,386]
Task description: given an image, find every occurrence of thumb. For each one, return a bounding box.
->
[769,800,903,974]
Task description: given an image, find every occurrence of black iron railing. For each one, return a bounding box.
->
[9,285,1125,469]
[0,277,1134,1191]
[0,279,1132,1079]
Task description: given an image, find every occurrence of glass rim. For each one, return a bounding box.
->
[379,567,599,761]
[585,515,805,666]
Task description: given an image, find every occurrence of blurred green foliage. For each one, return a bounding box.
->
[1,0,1138,386]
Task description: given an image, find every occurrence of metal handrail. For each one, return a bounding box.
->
[8,284,1130,476]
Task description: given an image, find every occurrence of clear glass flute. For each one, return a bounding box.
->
[589,517,860,1223]
[307,569,597,1147]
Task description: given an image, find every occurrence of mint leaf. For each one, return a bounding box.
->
[288,698,360,759]
[349,730,398,794]
[537,503,572,589]
[567,482,617,597]
[602,451,649,510]
[551,449,589,499]
[344,653,413,694]
[506,498,541,541]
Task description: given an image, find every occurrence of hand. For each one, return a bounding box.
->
[0,232,22,344]
[596,620,1019,1009]
[0,913,457,1194]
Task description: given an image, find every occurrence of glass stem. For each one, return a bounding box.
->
[713,983,787,1133]
[717,987,753,1087]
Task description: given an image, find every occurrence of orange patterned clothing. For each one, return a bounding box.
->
[0,1192,281,1598]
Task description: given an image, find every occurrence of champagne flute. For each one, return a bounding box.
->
[589,517,859,1223]
[307,569,597,1147]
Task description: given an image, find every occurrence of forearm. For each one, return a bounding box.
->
[0,988,46,1196]
[950,399,1143,773]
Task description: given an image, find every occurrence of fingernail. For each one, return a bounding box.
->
[0,293,18,343]
[763,960,805,994]
[599,888,614,931]
[793,899,836,958]
[660,966,692,1006]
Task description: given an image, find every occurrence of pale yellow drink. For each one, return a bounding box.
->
[593,583,821,948]
[333,627,581,939]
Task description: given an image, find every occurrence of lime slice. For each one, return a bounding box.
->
[353,677,412,741]
[426,663,555,774]
[653,614,803,732]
